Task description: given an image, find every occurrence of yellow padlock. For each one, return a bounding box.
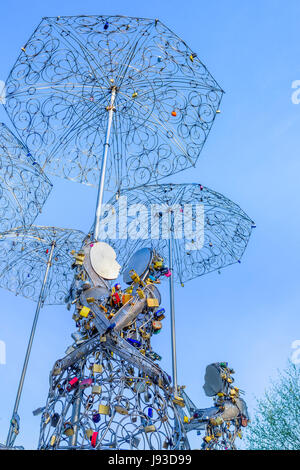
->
[99,404,110,415]
[50,435,56,446]
[137,288,145,299]
[144,425,156,433]
[93,364,103,374]
[79,306,90,318]
[173,396,185,407]
[147,298,159,308]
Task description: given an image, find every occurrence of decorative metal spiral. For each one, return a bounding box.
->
[0,226,85,304]
[4,15,223,190]
[94,183,255,284]
[38,348,186,450]
[0,123,52,231]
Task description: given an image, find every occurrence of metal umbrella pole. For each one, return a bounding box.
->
[6,241,55,447]
[168,210,178,394]
[93,86,116,241]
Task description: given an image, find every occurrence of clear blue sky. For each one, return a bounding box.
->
[0,0,300,449]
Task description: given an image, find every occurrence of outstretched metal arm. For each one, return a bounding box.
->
[6,241,55,447]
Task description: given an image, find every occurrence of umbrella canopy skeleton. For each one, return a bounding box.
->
[100,183,255,391]
[0,226,85,447]
[4,15,223,239]
[0,123,52,231]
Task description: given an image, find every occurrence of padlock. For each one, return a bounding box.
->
[52,367,62,376]
[173,396,185,407]
[79,306,90,318]
[66,377,79,392]
[155,308,165,321]
[152,320,162,331]
[50,435,56,446]
[137,288,145,299]
[100,335,107,343]
[171,110,177,117]
[115,405,129,415]
[92,413,101,423]
[63,422,74,437]
[112,292,121,304]
[130,270,141,284]
[148,407,153,418]
[99,404,110,415]
[122,293,132,304]
[183,416,189,424]
[79,378,93,389]
[85,428,93,439]
[91,431,98,448]
[147,298,159,308]
[132,92,138,98]
[93,364,103,374]
[86,297,95,303]
[51,413,60,427]
[144,425,156,433]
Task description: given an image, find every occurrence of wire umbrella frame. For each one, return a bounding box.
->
[4,14,224,192]
[101,183,255,285]
[98,183,255,393]
[0,123,52,231]
[1,225,85,447]
[0,225,85,305]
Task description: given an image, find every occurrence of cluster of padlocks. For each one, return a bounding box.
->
[36,241,249,450]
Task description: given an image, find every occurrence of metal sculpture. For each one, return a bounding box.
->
[180,362,250,450]
[0,226,85,446]
[0,123,52,231]
[92,183,255,392]
[38,242,189,450]
[4,14,223,239]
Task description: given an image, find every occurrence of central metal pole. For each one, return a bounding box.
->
[94,86,116,241]
[6,241,55,447]
[168,210,178,394]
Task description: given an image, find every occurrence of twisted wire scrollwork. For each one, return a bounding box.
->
[0,123,52,231]
[0,225,85,304]
[4,15,223,190]
[102,183,254,284]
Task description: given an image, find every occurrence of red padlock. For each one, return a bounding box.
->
[66,377,79,392]
[112,292,121,304]
[91,431,98,448]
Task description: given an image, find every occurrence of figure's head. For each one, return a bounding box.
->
[89,241,121,280]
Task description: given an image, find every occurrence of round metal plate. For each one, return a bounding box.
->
[90,242,121,280]
[123,247,153,284]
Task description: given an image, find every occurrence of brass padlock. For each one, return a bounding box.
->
[93,364,103,374]
[115,405,128,415]
[147,298,159,308]
[92,385,102,395]
[99,404,110,415]
[144,425,156,433]
[173,396,185,407]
